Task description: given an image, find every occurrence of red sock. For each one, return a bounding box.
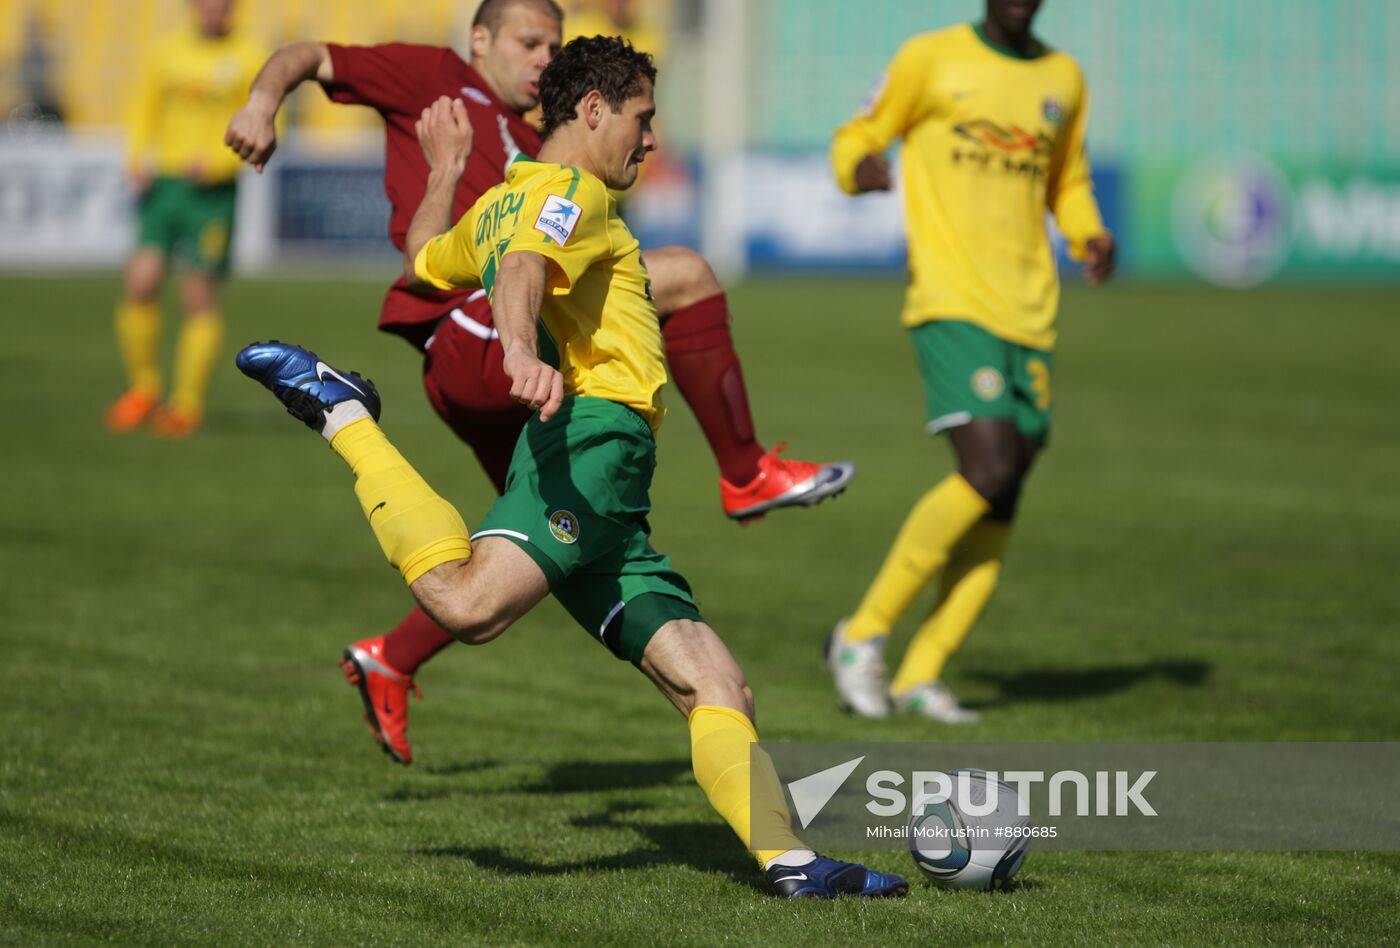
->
[661,293,765,485]
[382,607,456,675]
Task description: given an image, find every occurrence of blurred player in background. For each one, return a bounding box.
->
[225,0,853,764]
[105,0,264,437]
[828,0,1115,722]
[564,0,667,66]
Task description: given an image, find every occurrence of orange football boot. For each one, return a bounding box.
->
[339,636,421,765]
[149,406,202,438]
[720,443,856,522]
[104,388,160,432]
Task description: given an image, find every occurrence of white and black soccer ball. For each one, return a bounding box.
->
[908,769,1030,890]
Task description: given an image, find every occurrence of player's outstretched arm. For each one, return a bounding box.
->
[225,42,332,172]
[404,96,474,285]
[494,252,563,422]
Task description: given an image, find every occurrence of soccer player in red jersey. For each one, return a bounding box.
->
[225,0,854,764]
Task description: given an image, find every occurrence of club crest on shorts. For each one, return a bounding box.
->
[971,367,1005,401]
[548,510,580,544]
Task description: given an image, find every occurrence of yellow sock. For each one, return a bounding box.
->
[890,521,1011,695]
[168,311,223,415]
[329,418,474,585]
[114,300,163,394]
[844,473,990,642]
[689,705,806,866]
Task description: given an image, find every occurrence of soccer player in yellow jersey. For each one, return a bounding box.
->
[235,36,906,900]
[828,0,1116,722]
[105,0,264,437]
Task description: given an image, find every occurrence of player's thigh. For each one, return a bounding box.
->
[409,535,550,644]
[133,178,179,263]
[551,530,701,666]
[179,181,236,280]
[639,617,752,719]
[640,245,719,315]
[909,320,1017,436]
[1008,346,1054,447]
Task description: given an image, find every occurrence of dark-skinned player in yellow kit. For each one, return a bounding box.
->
[827,0,1116,723]
[236,35,907,901]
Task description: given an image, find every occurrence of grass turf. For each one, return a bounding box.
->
[2,274,1398,944]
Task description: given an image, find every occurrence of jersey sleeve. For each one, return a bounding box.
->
[831,36,935,194]
[321,43,444,114]
[1047,74,1106,259]
[125,40,164,171]
[413,221,483,292]
[501,171,611,294]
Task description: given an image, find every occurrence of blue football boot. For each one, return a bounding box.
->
[235,341,381,433]
[764,855,909,899]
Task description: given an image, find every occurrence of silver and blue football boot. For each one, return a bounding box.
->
[764,855,909,899]
[235,341,381,433]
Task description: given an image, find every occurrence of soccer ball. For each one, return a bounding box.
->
[907,769,1030,890]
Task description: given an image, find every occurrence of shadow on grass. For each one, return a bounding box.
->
[422,759,508,778]
[401,758,692,801]
[965,659,1211,709]
[415,800,759,890]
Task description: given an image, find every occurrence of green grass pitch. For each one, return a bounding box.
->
[3,273,1398,944]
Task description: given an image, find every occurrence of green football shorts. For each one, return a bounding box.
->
[475,395,702,666]
[910,319,1055,445]
[136,176,237,277]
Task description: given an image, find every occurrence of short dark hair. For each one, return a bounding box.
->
[471,0,563,36]
[538,35,656,140]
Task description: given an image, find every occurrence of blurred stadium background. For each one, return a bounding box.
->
[3,0,1398,284]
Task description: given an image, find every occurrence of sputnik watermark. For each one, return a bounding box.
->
[784,757,1154,830]
[864,769,1157,818]
[751,742,1400,852]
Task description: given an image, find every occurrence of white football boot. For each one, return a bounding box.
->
[825,620,891,718]
[892,681,981,724]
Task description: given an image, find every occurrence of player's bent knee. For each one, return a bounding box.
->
[429,599,508,646]
[961,455,1022,505]
[645,245,722,312]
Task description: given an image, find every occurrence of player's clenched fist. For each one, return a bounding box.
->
[224,98,278,172]
[416,96,474,175]
[502,344,564,423]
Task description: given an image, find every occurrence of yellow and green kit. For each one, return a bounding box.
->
[127,26,265,274]
[415,156,699,663]
[832,22,1105,441]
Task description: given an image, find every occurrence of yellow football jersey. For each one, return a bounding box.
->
[415,157,668,431]
[832,23,1105,350]
[127,28,266,184]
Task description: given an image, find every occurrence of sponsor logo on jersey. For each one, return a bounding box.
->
[950,119,1054,179]
[971,367,1005,401]
[548,510,580,544]
[534,195,582,245]
[953,120,1052,155]
[1042,97,1064,124]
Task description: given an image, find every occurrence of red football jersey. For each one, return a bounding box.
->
[322,43,542,347]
